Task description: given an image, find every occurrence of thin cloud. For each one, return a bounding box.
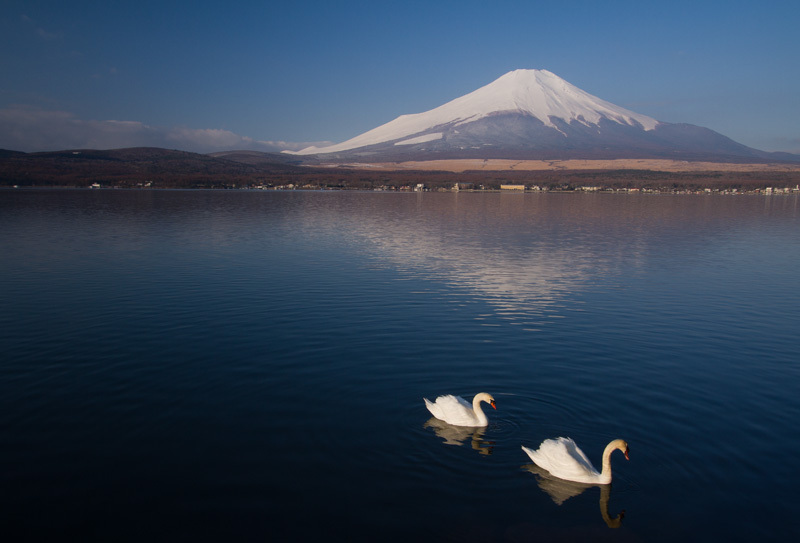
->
[36,27,62,41]
[0,106,328,154]
[21,13,62,41]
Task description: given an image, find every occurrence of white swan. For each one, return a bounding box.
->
[423,392,496,427]
[522,437,629,485]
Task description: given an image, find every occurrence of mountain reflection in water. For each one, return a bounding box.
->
[338,192,779,324]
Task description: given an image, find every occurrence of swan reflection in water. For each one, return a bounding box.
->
[522,464,625,528]
[423,417,494,455]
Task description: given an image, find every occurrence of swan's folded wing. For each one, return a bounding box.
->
[440,395,472,409]
[558,437,597,473]
[427,395,469,410]
[525,437,600,482]
[425,395,477,426]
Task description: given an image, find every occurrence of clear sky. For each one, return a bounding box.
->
[2,0,799,154]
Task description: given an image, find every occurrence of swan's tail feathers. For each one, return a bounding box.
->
[522,444,551,472]
[521,445,537,462]
[423,398,439,418]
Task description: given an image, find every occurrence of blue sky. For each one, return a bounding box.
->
[2,0,798,154]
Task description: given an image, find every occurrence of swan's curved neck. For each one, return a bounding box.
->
[471,396,488,425]
[599,440,622,484]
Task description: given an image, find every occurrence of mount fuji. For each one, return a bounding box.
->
[286,69,797,163]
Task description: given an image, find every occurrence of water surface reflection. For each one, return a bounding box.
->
[338,192,798,325]
[423,417,494,455]
[523,464,625,528]
[2,190,799,542]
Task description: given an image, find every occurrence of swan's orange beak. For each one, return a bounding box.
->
[490,400,497,410]
[624,448,630,461]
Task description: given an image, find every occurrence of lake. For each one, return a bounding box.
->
[1,189,799,541]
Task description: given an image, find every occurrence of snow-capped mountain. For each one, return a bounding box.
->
[286,69,797,163]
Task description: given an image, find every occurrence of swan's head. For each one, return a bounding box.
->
[476,392,497,410]
[615,439,630,460]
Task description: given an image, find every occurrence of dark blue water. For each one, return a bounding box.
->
[1,189,799,541]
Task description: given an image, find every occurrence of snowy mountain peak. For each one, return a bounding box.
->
[289,69,659,155]
[442,68,658,129]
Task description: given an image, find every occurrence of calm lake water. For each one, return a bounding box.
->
[1,189,799,542]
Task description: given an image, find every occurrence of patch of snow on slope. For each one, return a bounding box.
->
[394,133,443,146]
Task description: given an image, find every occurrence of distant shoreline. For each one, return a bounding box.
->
[4,149,800,192]
[4,185,799,196]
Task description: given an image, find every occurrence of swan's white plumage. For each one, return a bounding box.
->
[522,437,628,485]
[423,392,495,427]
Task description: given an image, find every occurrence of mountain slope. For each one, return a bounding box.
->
[286,69,799,163]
